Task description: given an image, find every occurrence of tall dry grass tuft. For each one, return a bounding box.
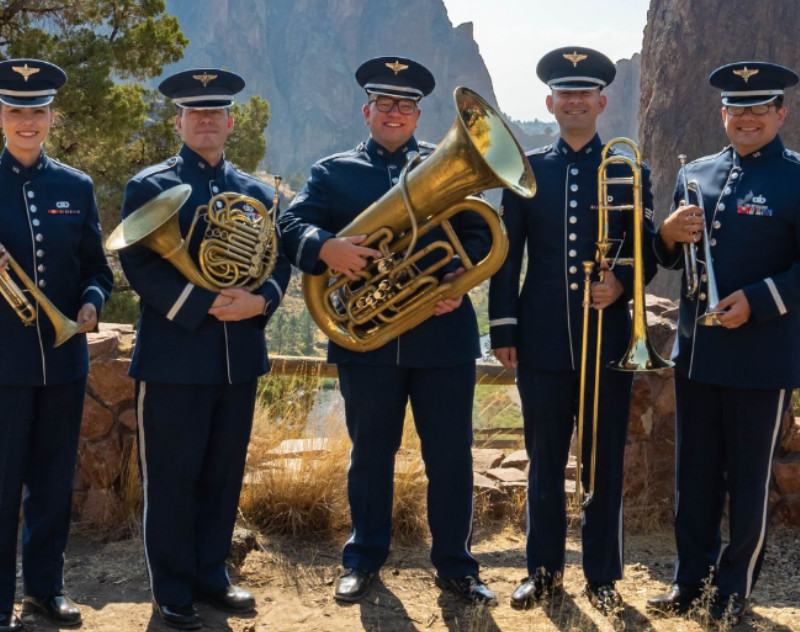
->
[118,441,143,536]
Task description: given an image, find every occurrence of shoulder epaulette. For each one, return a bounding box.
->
[48,158,90,179]
[782,149,800,165]
[135,156,180,181]
[689,148,727,166]
[527,145,552,156]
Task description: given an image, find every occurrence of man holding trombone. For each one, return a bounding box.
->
[648,61,800,625]
[489,47,659,615]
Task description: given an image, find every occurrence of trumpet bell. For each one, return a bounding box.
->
[608,336,674,371]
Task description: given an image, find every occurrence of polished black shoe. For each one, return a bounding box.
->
[585,580,623,616]
[0,613,24,632]
[709,593,747,625]
[434,574,497,606]
[334,569,375,602]
[646,583,703,615]
[197,585,256,613]
[510,569,564,609]
[21,594,81,627]
[152,602,201,630]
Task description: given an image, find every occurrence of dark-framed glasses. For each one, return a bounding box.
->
[725,104,775,116]
[370,96,418,115]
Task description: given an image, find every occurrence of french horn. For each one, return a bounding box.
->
[303,87,536,352]
[106,184,278,292]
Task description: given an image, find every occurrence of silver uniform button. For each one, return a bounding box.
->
[35,233,43,242]
[212,185,219,193]
[569,215,577,224]
[27,190,35,198]
[713,220,721,229]
[718,203,726,211]
[569,200,578,208]
[570,184,579,192]
[568,233,577,241]
[38,279,46,288]
[36,249,44,258]
[570,282,579,291]
[569,249,577,257]
[724,187,732,195]
[699,292,707,301]
[569,266,578,274]
[29,205,37,213]
[37,264,45,273]
[571,168,579,175]
[701,273,707,282]
[709,238,717,246]
[730,172,739,179]
[392,177,399,184]
[32,219,40,227]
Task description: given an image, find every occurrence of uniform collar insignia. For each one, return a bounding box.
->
[385,60,409,75]
[12,63,40,82]
[192,72,218,87]
[733,66,759,83]
[752,194,766,204]
[563,51,588,67]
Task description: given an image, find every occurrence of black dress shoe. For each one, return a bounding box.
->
[334,569,375,602]
[197,585,256,613]
[709,593,747,625]
[0,613,24,632]
[22,594,81,627]
[152,602,201,630]
[434,574,497,606]
[585,580,623,616]
[510,569,563,609]
[646,583,703,615]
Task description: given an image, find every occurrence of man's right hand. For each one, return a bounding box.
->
[319,235,382,281]
[493,346,518,370]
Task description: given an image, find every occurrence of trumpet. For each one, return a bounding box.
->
[0,248,83,347]
[678,154,700,298]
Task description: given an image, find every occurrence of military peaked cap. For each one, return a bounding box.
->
[0,59,66,107]
[355,56,435,100]
[536,46,615,90]
[709,61,799,106]
[159,68,245,109]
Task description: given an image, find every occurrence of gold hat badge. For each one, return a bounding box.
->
[192,72,218,88]
[385,60,409,75]
[563,52,588,68]
[733,67,759,83]
[12,63,40,82]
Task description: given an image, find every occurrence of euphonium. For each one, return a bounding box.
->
[106,184,279,292]
[0,249,83,347]
[303,86,536,352]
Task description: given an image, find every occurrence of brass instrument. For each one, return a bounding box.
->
[0,249,83,347]
[678,154,700,298]
[686,180,723,326]
[106,184,279,292]
[575,138,673,508]
[303,86,536,352]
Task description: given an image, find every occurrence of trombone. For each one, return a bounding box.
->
[575,138,673,508]
[0,248,83,347]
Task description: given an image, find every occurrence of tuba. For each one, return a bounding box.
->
[106,184,279,292]
[0,249,83,347]
[303,87,536,352]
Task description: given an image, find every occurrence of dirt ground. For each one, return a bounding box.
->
[13,522,799,632]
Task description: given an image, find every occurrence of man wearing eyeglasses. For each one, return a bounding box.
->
[648,61,800,625]
[278,56,495,606]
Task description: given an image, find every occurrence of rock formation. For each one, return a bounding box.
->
[640,0,800,297]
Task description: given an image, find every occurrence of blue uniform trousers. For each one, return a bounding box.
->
[673,373,787,598]
[517,365,632,582]
[0,379,86,612]
[135,380,256,606]
[337,362,478,578]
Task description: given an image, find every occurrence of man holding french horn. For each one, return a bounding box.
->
[647,61,800,625]
[113,68,290,630]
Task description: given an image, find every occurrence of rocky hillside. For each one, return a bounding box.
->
[640,0,800,297]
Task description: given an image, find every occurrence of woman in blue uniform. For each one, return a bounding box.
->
[0,59,113,631]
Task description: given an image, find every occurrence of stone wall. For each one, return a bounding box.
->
[76,314,800,527]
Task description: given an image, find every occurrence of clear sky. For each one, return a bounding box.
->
[441,0,650,122]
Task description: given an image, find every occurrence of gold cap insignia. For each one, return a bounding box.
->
[192,72,218,88]
[563,52,588,68]
[733,67,759,83]
[385,60,409,75]
[12,63,40,82]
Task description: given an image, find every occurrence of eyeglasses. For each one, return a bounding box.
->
[370,96,418,115]
[724,104,775,116]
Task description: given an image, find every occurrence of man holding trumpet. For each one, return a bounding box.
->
[648,61,800,625]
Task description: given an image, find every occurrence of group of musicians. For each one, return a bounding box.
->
[0,41,797,631]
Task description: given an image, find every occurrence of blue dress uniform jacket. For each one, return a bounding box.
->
[0,148,111,613]
[119,144,291,384]
[0,148,112,385]
[654,136,800,389]
[489,135,658,365]
[278,137,489,367]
